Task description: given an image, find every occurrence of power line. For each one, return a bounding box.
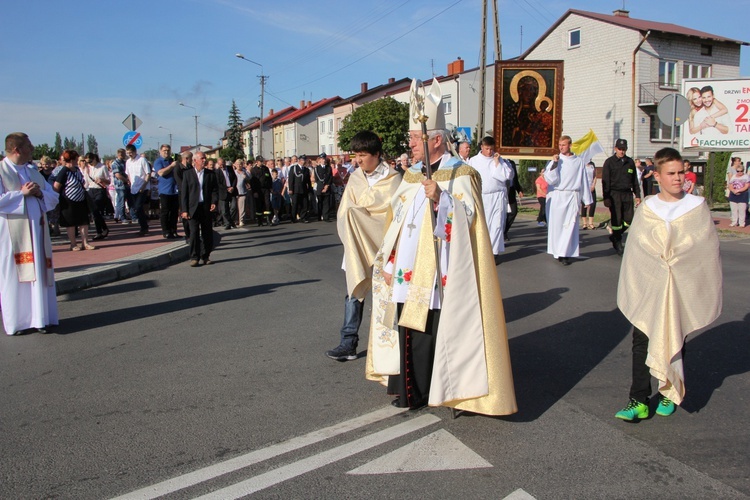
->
[275,0,465,95]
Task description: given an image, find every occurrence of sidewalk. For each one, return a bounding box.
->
[53,221,189,296]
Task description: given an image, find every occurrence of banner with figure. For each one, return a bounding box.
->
[682,79,750,151]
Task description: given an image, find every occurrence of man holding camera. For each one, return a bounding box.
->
[154,144,180,239]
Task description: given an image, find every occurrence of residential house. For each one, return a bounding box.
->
[519,8,747,162]
[242,106,296,160]
[331,78,410,154]
[274,97,342,157]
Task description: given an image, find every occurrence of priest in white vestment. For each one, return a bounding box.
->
[366,79,516,416]
[468,136,513,258]
[0,133,59,335]
[544,135,592,265]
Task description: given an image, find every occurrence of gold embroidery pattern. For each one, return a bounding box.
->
[14,252,33,265]
[46,258,53,268]
[403,165,479,183]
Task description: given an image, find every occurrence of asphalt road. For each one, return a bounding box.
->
[1,218,748,499]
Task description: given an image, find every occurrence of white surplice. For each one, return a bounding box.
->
[0,160,59,334]
[469,153,513,254]
[544,153,592,258]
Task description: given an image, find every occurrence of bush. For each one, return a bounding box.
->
[517,159,547,195]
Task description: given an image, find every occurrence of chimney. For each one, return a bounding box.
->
[300,100,305,109]
[388,77,395,84]
[447,57,464,76]
[268,108,274,116]
[613,9,629,17]
[361,82,368,93]
[307,100,312,107]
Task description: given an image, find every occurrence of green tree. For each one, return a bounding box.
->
[54,132,62,156]
[33,143,56,160]
[705,151,731,205]
[142,149,158,164]
[222,99,245,161]
[518,159,547,195]
[337,97,409,158]
[87,134,99,156]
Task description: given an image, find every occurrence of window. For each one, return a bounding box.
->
[328,119,333,132]
[320,121,326,134]
[650,114,681,142]
[683,63,711,79]
[701,44,713,56]
[659,61,678,87]
[444,94,452,115]
[568,29,581,49]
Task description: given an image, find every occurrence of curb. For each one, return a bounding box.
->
[55,241,190,296]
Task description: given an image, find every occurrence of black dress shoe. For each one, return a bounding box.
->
[391,398,405,408]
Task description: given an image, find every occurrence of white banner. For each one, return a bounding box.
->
[681,79,750,151]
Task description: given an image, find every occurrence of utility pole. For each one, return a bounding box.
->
[236,54,266,160]
[492,0,501,61]
[477,0,488,140]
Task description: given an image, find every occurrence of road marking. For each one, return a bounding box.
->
[193,414,440,499]
[503,488,537,499]
[347,429,492,474]
[112,406,406,500]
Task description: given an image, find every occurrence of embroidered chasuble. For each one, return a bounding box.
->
[366,157,517,416]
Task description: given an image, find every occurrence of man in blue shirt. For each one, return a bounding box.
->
[153,144,180,239]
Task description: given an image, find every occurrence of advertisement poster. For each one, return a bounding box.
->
[682,79,750,151]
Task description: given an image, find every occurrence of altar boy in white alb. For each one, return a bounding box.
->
[0,133,59,335]
[469,135,513,260]
[544,135,592,265]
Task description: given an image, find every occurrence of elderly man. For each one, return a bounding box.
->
[0,133,59,335]
[366,80,516,416]
[181,152,219,267]
[469,136,513,261]
[326,131,401,361]
[544,135,592,265]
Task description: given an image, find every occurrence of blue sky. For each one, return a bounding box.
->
[1,0,747,156]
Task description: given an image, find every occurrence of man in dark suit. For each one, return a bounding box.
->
[181,152,220,267]
[287,154,311,223]
[314,153,334,222]
[215,157,238,229]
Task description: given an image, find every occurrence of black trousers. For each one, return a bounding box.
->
[317,192,331,221]
[629,326,686,403]
[537,197,547,222]
[159,194,179,236]
[504,202,518,238]
[220,196,237,227]
[608,190,635,242]
[187,203,214,260]
[387,305,441,408]
[132,191,150,232]
[291,193,308,222]
[87,188,109,235]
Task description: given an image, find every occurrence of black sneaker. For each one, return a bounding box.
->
[326,345,357,361]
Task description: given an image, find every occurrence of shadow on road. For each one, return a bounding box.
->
[504,307,631,422]
[61,280,160,302]
[682,313,750,413]
[57,280,319,335]
[503,288,568,324]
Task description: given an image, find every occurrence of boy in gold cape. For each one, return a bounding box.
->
[615,147,722,421]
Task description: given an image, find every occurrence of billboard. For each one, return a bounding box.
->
[681,78,750,151]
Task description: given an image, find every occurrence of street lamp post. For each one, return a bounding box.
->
[235,53,266,160]
[178,102,199,151]
[159,126,172,149]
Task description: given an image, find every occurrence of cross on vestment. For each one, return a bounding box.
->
[407,221,417,237]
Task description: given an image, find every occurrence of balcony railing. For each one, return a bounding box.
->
[639,82,679,106]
